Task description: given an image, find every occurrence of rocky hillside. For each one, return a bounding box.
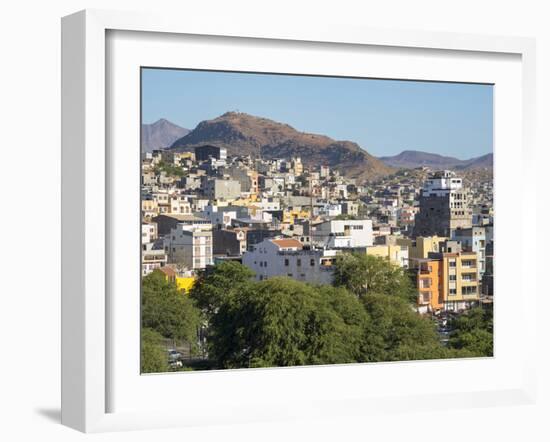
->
[170,112,393,182]
[141,118,190,152]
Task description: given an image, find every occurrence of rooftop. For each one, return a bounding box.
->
[270,238,303,249]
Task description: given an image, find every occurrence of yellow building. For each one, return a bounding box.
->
[439,251,480,311]
[366,245,408,267]
[176,276,196,294]
[397,236,447,266]
[155,267,196,295]
[283,208,311,225]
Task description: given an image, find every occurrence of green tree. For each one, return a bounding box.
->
[208,277,368,369]
[448,307,493,356]
[361,293,447,361]
[142,271,202,353]
[190,261,255,316]
[154,160,184,177]
[333,253,415,302]
[141,327,167,374]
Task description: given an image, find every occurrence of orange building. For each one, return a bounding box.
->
[412,258,442,313]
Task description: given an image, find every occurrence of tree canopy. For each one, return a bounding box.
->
[142,270,202,353]
[448,307,493,357]
[141,258,490,372]
[190,261,255,316]
[207,277,369,368]
[141,327,168,374]
[333,253,416,302]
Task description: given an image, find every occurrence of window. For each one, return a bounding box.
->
[310,259,315,266]
[449,288,457,295]
[462,286,477,295]
[284,259,289,266]
[287,273,293,278]
[449,275,456,281]
[297,259,301,267]
[449,261,456,267]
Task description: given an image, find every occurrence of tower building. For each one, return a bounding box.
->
[413,170,472,237]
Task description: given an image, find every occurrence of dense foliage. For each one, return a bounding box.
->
[142,255,492,372]
[333,253,416,303]
[141,271,202,353]
[154,160,184,177]
[141,327,168,374]
[448,307,493,356]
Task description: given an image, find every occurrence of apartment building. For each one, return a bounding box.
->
[243,238,340,284]
[413,170,472,237]
[312,219,373,249]
[427,249,480,312]
[411,258,442,314]
[164,222,213,270]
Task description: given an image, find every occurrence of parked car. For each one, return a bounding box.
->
[167,349,182,362]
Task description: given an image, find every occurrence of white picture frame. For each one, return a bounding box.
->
[61,9,537,433]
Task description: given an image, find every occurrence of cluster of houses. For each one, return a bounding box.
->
[142,145,494,314]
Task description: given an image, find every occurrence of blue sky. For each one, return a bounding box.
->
[141,68,493,159]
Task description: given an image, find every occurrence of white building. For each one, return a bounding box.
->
[164,222,213,270]
[315,203,342,217]
[141,222,158,244]
[242,238,339,285]
[312,219,373,248]
[421,170,464,197]
[169,196,192,215]
[141,242,167,276]
[200,204,247,228]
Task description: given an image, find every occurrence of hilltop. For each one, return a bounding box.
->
[170,112,394,182]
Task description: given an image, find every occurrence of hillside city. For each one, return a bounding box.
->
[141,140,494,371]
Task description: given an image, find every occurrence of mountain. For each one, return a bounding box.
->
[141,119,190,153]
[170,112,394,182]
[455,153,493,170]
[379,150,493,170]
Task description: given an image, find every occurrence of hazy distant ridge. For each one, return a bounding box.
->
[141,118,190,152]
[379,150,493,170]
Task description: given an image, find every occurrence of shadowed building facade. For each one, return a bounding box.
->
[413,170,472,237]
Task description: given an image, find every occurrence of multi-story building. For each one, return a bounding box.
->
[164,222,213,270]
[428,248,480,312]
[213,228,248,256]
[200,204,248,229]
[203,178,241,200]
[242,238,339,284]
[291,157,303,176]
[312,219,373,249]
[397,236,447,267]
[153,214,212,236]
[141,242,167,276]
[195,145,227,162]
[411,258,442,314]
[452,226,486,278]
[413,170,472,237]
[341,201,359,217]
[141,222,158,244]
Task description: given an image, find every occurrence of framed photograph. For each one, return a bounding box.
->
[61,9,537,433]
